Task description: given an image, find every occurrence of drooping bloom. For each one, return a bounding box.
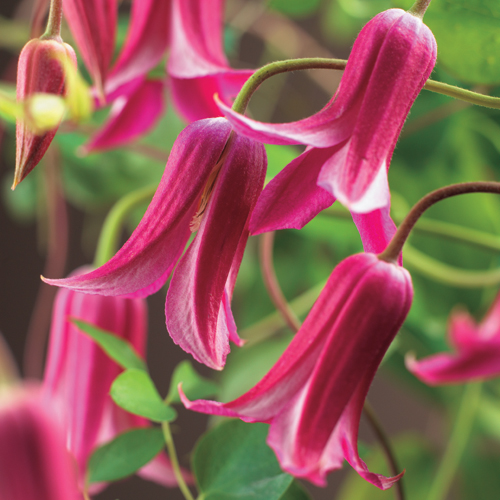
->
[0,385,80,500]
[44,119,267,370]
[14,36,77,188]
[43,269,182,491]
[63,0,116,97]
[168,0,254,122]
[181,252,413,488]
[216,8,437,254]
[407,294,500,385]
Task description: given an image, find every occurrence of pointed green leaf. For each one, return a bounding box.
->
[111,369,177,423]
[87,428,165,484]
[71,318,146,371]
[167,360,218,404]
[193,419,307,500]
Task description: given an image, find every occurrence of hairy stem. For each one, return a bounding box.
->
[408,0,433,18]
[379,182,500,263]
[42,0,63,39]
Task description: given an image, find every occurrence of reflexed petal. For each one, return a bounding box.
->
[83,79,165,153]
[106,0,171,94]
[43,119,232,296]
[250,146,337,235]
[166,134,266,369]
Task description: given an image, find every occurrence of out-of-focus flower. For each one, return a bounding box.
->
[168,0,254,122]
[0,385,80,500]
[217,8,437,255]
[181,252,413,488]
[407,295,500,384]
[13,36,77,189]
[44,119,267,370]
[63,0,116,98]
[43,269,181,491]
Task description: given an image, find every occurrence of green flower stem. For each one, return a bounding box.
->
[232,58,347,114]
[403,245,500,288]
[408,0,432,19]
[161,421,195,500]
[427,383,482,500]
[380,182,500,263]
[363,401,405,500]
[93,184,157,268]
[42,0,63,39]
[231,56,500,117]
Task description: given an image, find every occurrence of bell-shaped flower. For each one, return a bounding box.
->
[0,385,80,500]
[217,8,437,254]
[43,118,267,370]
[181,252,413,488]
[105,0,171,95]
[43,270,182,491]
[83,78,165,153]
[63,0,117,97]
[168,0,254,122]
[407,295,500,385]
[14,36,77,188]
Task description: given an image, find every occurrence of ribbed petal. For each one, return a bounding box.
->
[64,0,116,94]
[83,79,165,153]
[0,387,80,500]
[168,0,253,122]
[250,146,337,235]
[166,133,266,369]
[106,0,171,94]
[43,119,232,296]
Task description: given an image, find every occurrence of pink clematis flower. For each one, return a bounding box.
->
[407,295,500,385]
[181,252,413,488]
[63,0,116,97]
[217,8,437,254]
[168,0,254,122]
[44,119,267,370]
[43,269,184,492]
[0,385,80,500]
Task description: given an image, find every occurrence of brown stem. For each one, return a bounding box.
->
[408,0,432,18]
[23,145,68,378]
[364,401,405,500]
[42,0,63,39]
[379,182,500,263]
[259,232,301,333]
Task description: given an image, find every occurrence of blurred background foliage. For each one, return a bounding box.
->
[1,0,500,499]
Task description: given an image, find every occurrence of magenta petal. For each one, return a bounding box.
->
[63,0,116,92]
[106,0,171,94]
[166,134,266,369]
[84,79,165,153]
[170,71,254,123]
[351,204,402,266]
[250,146,337,235]
[43,119,232,296]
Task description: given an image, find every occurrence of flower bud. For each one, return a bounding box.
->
[13,37,76,189]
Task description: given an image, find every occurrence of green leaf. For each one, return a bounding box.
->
[71,318,146,371]
[166,360,218,405]
[279,480,311,500]
[193,420,300,500]
[87,428,165,484]
[110,369,177,422]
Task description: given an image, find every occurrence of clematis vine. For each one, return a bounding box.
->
[44,119,267,370]
[407,294,500,385]
[217,7,437,254]
[43,268,183,492]
[181,252,413,487]
[168,0,254,122]
[0,385,80,500]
